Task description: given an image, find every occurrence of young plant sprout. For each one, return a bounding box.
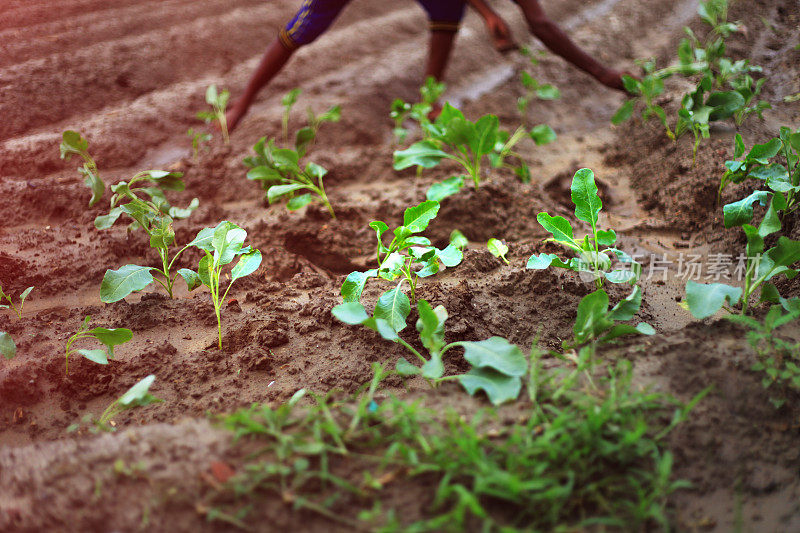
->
[244,89,340,217]
[181,221,262,349]
[197,84,231,144]
[0,332,15,360]
[487,238,509,264]
[0,283,33,319]
[187,128,212,161]
[517,47,561,119]
[341,200,462,305]
[64,316,133,374]
[613,0,768,160]
[390,76,446,145]
[567,287,655,350]
[69,375,162,433]
[59,130,103,206]
[394,104,553,200]
[333,299,527,405]
[527,168,641,289]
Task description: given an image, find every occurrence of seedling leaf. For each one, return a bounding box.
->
[403,201,440,233]
[393,141,450,170]
[374,285,411,332]
[685,280,742,319]
[571,168,602,226]
[342,270,378,302]
[77,349,109,365]
[0,332,16,359]
[332,302,370,325]
[530,124,557,145]
[100,265,155,303]
[461,337,527,377]
[231,250,262,281]
[457,368,522,406]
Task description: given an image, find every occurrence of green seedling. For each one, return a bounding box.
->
[101,223,217,302]
[281,88,302,146]
[727,306,800,408]
[187,128,212,161]
[69,375,162,433]
[197,84,230,145]
[449,229,469,250]
[613,0,766,158]
[60,131,199,232]
[341,200,462,304]
[333,300,527,405]
[527,168,641,288]
[244,139,336,218]
[390,76,447,145]
[64,316,133,374]
[0,332,16,360]
[60,130,103,206]
[685,197,800,318]
[487,238,509,264]
[245,89,340,217]
[394,104,553,200]
[181,221,262,349]
[568,287,655,350]
[720,128,800,221]
[0,284,33,319]
[517,47,560,119]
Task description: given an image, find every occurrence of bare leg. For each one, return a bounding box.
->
[424,30,458,82]
[226,37,295,133]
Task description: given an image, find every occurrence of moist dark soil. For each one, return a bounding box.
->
[1,0,799,531]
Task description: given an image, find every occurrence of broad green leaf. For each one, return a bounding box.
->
[780,297,800,314]
[118,375,160,407]
[90,327,133,356]
[286,194,313,210]
[370,318,401,342]
[598,323,654,343]
[178,269,201,291]
[758,198,781,238]
[596,229,616,247]
[268,184,306,203]
[188,227,216,251]
[526,253,558,269]
[458,369,522,406]
[685,281,742,319]
[571,168,602,227]
[100,265,155,303]
[396,358,421,376]
[60,130,88,157]
[766,237,800,269]
[403,200,440,233]
[341,269,377,302]
[247,166,282,182]
[530,124,557,145]
[536,213,575,244]
[332,302,370,325]
[612,100,635,125]
[437,244,463,267]
[148,171,184,191]
[231,250,262,281]
[212,223,246,266]
[416,256,440,278]
[0,332,16,359]
[706,91,745,121]
[461,337,526,377]
[573,289,613,344]
[746,137,782,163]
[393,140,450,170]
[426,175,464,201]
[198,254,213,287]
[471,115,499,156]
[77,349,108,365]
[378,252,405,279]
[305,162,327,180]
[604,269,638,284]
[374,285,411,332]
[94,207,124,230]
[609,286,643,321]
[723,190,770,227]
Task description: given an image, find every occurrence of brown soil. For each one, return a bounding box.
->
[1,0,799,531]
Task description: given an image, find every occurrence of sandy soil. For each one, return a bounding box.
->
[1,0,799,530]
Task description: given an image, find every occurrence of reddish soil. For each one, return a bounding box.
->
[1,0,799,530]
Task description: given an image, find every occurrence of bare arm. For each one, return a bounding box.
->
[516,0,626,91]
